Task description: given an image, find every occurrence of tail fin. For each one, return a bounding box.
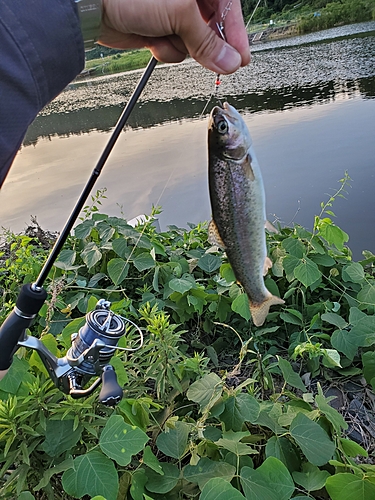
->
[250,294,284,327]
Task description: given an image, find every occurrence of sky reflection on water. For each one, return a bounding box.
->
[1,23,375,259]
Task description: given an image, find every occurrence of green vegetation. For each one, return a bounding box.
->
[1,175,375,499]
[242,0,375,34]
[83,49,152,77]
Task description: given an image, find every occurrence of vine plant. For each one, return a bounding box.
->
[0,175,375,499]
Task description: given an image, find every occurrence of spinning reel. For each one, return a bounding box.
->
[0,284,143,406]
[0,58,157,404]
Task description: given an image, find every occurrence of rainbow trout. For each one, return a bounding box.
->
[208,102,284,326]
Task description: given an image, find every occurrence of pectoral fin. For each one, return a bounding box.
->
[243,153,255,181]
[263,256,273,276]
[265,220,279,233]
[208,220,226,249]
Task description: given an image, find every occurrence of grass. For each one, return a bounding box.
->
[84,49,152,77]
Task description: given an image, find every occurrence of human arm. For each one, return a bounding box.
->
[0,0,85,187]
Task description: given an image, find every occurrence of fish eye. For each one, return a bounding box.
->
[217,119,228,134]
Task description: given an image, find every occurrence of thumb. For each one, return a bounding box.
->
[178,8,242,74]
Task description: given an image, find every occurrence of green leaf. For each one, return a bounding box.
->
[0,356,29,394]
[75,219,94,238]
[145,463,179,494]
[342,262,365,283]
[293,462,330,492]
[60,317,86,348]
[54,249,77,270]
[220,393,260,431]
[198,254,221,273]
[322,348,341,368]
[81,242,102,269]
[240,465,279,500]
[318,222,349,250]
[315,394,347,433]
[278,357,306,392]
[187,372,224,411]
[133,252,155,272]
[282,255,301,280]
[362,351,375,388]
[156,420,190,459]
[216,431,257,456]
[62,450,118,500]
[231,293,251,321]
[325,473,375,500]
[331,328,362,361]
[143,446,164,475]
[107,258,129,285]
[265,436,301,473]
[169,277,195,294]
[357,282,375,306]
[321,312,348,329]
[42,420,82,457]
[289,413,335,466]
[255,410,285,435]
[109,356,129,387]
[184,457,236,488]
[294,258,322,287]
[220,263,235,283]
[309,253,335,266]
[256,457,295,500]
[281,237,305,258]
[279,311,302,326]
[34,457,74,491]
[17,493,35,500]
[130,469,147,500]
[112,237,128,258]
[339,438,368,458]
[200,478,246,500]
[99,415,148,466]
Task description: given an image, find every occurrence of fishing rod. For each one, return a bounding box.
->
[0,56,157,406]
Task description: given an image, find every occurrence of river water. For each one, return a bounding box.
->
[1,21,375,259]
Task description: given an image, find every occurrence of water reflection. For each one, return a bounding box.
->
[3,24,375,260]
[23,75,375,147]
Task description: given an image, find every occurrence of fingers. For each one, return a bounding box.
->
[176,1,243,74]
[100,0,250,74]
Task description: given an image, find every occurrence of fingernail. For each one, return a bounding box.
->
[216,45,241,73]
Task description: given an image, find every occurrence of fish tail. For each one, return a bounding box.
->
[250,294,285,327]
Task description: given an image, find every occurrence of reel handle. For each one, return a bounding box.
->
[99,365,123,406]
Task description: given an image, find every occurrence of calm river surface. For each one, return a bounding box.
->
[1,21,375,259]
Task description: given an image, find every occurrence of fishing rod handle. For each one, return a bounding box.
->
[0,284,47,371]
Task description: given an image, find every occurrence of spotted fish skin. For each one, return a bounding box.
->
[208,102,284,326]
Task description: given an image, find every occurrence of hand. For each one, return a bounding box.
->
[100,0,250,74]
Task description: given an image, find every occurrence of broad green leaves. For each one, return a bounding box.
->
[200,478,246,500]
[326,473,375,500]
[99,415,149,466]
[292,463,330,492]
[220,393,260,431]
[187,373,224,412]
[290,413,335,466]
[240,458,294,500]
[62,451,118,500]
[184,457,236,488]
[156,421,190,459]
